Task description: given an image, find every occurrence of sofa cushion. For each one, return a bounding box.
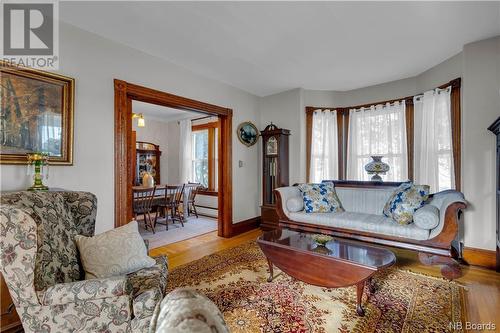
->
[76,221,156,279]
[298,183,344,213]
[383,183,430,225]
[413,205,440,230]
[289,211,430,240]
[286,197,304,212]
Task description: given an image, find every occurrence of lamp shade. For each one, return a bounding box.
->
[137,116,145,127]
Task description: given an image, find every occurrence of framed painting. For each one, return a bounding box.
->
[0,62,74,165]
[237,121,259,147]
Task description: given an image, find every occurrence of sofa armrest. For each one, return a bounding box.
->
[427,190,467,239]
[275,186,302,220]
[40,276,132,306]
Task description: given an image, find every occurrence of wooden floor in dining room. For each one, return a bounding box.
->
[150,228,500,330]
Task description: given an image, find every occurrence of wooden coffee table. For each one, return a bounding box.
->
[257,229,396,316]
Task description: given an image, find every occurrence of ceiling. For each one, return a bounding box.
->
[61,2,500,96]
[132,101,200,122]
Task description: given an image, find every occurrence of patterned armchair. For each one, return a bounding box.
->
[0,191,168,333]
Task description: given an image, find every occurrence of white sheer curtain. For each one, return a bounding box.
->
[414,86,454,193]
[347,101,408,181]
[309,109,339,183]
[179,119,192,183]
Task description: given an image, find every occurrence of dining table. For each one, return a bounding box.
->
[132,184,194,221]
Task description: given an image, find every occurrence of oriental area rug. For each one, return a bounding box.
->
[167,241,466,333]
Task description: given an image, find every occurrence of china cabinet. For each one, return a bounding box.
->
[135,141,161,185]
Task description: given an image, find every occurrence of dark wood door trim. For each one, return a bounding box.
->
[114,79,233,237]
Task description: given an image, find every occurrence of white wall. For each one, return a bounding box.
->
[132,118,180,185]
[461,37,500,250]
[338,77,418,107]
[259,88,305,186]
[0,21,260,233]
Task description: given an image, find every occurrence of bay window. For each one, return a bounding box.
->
[305,78,461,191]
[346,101,408,181]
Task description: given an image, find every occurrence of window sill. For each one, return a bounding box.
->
[197,190,218,197]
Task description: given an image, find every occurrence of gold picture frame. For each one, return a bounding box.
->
[0,61,74,165]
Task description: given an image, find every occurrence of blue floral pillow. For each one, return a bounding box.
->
[383,183,430,225]
[298,183,344,213]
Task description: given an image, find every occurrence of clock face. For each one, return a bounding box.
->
[266,136,278,155]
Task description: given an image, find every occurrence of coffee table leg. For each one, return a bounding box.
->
[356,281,365,316]
[266,258,274,282]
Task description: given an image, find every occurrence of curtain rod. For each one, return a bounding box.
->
[191,115,214,122]
[305,78,460,113]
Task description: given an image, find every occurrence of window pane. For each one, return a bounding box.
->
[193,130,208,159]
[347,102,408,181]
[192,160,208,188]
[192,129,209,188]
[438,153,453,192]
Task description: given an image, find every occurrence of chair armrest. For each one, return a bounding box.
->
[40,276,132,306]
[151,255,168,266]
[152,288,229,333]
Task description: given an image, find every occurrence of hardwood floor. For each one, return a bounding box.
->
[149,228,261,268]
[150,228,500,331]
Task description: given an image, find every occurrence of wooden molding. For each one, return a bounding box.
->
[231,216,261,237]
[197,190,218,197]
[192,122,218,190]
[192,121,219,131]
[450,82,461,191]
[463,247,497,270]
[114,79,233,237]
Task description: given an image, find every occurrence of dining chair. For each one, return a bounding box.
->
[155,184,185,229]
[133,186,156,233]
[184,183,201,218]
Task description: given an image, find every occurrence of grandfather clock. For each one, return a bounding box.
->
[261,124,290,230]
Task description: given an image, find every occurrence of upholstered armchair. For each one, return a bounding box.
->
[0,191,168,333]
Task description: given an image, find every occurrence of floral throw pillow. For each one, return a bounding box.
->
[298,183,344,213]
[383,183,430,225]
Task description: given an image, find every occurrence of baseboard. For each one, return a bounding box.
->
[463,247,497,270]
[231,216,261,237]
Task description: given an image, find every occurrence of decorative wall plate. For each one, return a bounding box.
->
[237,121,259,147]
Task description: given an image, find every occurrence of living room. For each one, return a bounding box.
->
[0,2,499,332]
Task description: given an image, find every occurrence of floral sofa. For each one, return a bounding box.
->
[0,191,168,333]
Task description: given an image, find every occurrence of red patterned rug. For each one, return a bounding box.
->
[167,241,465,333]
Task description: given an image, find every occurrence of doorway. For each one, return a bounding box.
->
[114,80,233,237]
